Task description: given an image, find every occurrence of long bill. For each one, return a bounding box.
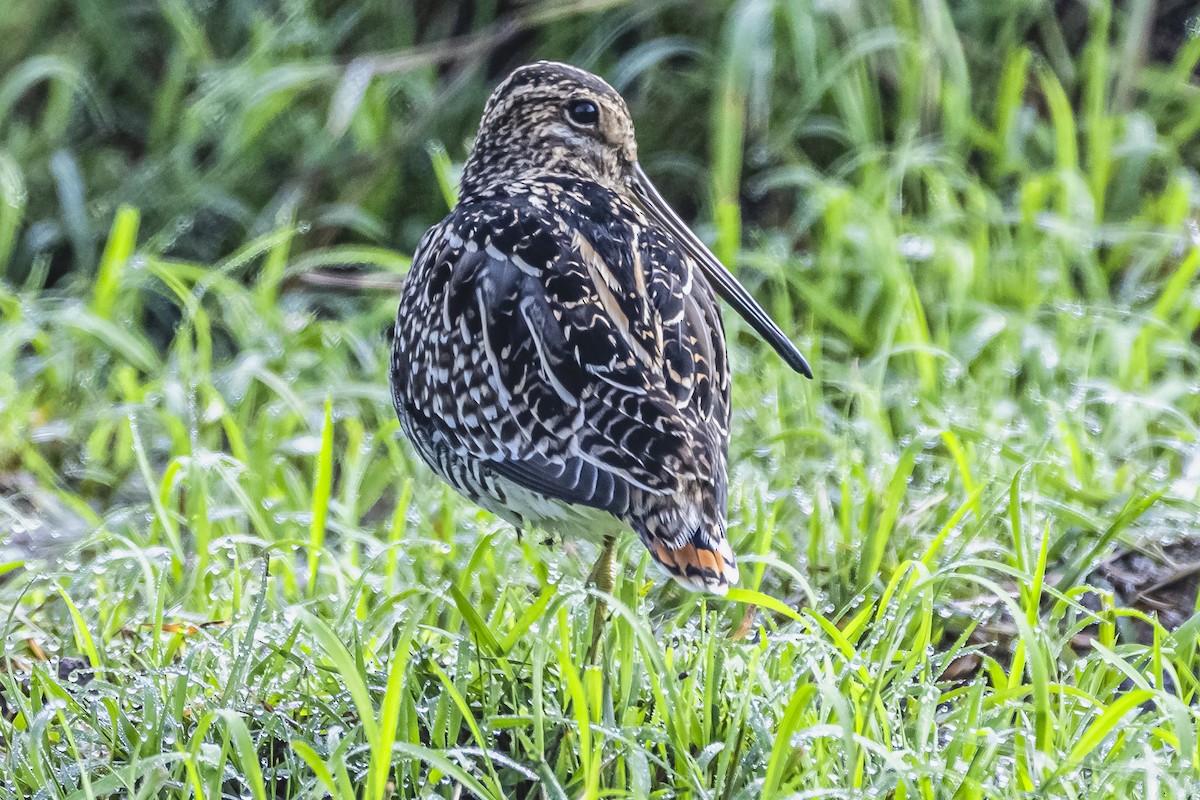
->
[630,163,813,378]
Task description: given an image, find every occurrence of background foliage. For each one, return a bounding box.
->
[1,0,1199,797]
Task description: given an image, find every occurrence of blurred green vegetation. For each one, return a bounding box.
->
[2,0,1200,797]
[5,1,1197,283]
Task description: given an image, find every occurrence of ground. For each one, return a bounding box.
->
[1,1,1199,798]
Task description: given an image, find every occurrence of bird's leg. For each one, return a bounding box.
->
[585,534,618,663]
[587,534,618,594]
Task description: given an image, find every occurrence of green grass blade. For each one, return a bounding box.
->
[308,396,335,594]
[92,205,139,319]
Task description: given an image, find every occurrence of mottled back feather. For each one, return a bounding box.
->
[391,61,765,594]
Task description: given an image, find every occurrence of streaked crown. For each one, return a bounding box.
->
[460,61,639,199]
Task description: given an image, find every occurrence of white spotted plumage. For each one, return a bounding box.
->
[391,62,811,594]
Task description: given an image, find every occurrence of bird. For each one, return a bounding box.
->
[390,61,811,600]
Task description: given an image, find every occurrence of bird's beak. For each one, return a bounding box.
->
[630,163,813,378]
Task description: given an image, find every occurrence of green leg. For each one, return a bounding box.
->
[587,534,618,593]
[585,534,617,663]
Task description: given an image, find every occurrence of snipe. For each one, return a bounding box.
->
[390,61,810,597]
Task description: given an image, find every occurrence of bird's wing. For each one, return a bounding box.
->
[640,222,731,507]
[394,193,709,517]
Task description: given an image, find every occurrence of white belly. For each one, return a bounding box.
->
[476,474,627,544]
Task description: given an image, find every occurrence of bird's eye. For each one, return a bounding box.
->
[566,98,600,127]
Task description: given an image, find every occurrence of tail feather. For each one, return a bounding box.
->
[647,528,739,595]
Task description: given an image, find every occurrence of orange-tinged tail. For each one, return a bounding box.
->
[648,530,739,595]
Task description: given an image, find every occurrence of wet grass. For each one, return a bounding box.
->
[2,0,1200,797]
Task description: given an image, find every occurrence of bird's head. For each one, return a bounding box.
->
[458,61,814,379]
[461,61,638,197]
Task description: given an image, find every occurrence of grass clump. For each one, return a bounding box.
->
[2,0,1200,798]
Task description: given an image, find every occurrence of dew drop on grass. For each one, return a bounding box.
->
[898,234,934,261]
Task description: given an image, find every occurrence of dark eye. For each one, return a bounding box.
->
[566,98,600,126]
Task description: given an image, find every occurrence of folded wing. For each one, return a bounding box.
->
[392,191,714,520]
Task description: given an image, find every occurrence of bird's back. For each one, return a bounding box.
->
[391,175,737,592]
